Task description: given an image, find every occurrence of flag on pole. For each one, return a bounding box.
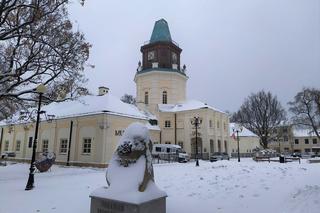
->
[231,132,236,140]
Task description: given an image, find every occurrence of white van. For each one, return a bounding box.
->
[152,144,190,162]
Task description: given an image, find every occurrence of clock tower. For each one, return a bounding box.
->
[135,19,188,114]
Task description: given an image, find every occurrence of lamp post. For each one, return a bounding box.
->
[25,84,47,191]
[232,124,243,162]
[191,117,202,167]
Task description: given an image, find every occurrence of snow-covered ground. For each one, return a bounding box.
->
[1,158,319,213]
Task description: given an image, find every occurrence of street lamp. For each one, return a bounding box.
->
[191,117,202,166]
[25,84,48,191]
[232,124,243,162]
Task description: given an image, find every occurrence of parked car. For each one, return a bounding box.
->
[178,151,190,163]
[1,152,16,158]
[210,152,230,162]
[291,152,302,158]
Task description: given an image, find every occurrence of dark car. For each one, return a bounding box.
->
[210,152,230,162]
[291,152,302,158]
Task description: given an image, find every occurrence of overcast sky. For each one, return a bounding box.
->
[68,0,320,112]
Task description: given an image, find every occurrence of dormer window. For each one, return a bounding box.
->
[162,91,167,104]
[148,51,155,61]
[172,52,177,63]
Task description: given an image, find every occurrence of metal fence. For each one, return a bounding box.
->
[152,154,179,164]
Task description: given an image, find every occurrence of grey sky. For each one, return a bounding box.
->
[69,0,320,112]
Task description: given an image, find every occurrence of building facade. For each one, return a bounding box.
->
[0,90,159,167]
[229,123,261,157]
[0,19,230,166]
[134,19,230,159]
[268,126,320,154]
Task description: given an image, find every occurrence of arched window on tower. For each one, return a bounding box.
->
[162,91,167,104]
[145,91,149,104]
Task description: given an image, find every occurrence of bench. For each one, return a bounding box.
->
[285,157,301,164]
[254,156,271,163]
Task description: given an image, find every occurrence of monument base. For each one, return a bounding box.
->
[90,194,166,213]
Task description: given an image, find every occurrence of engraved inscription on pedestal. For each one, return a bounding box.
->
[99,200,125,213]
[90,196,166,213]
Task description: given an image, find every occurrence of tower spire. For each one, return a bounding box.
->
[150,19,172,43]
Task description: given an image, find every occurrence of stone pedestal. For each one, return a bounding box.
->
[90,194,166,213]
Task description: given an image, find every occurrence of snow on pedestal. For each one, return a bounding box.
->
[90,122,167,213]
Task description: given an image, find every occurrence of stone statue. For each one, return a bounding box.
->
[106,122,155,192]
[91,123,166,213]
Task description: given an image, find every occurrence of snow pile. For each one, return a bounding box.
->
[91,122,166,204]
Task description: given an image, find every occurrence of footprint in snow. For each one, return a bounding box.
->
[239,195,244,198]
[252,194,259,197]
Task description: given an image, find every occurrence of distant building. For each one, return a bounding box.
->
[268,126,320,154]
[0,19,230,166]
[229,123,261,157]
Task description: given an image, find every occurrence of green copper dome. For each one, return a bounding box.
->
[150,19,172,43]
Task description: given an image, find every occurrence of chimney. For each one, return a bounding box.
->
[98,86,109,96]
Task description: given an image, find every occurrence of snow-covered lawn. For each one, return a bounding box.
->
[1,159,319,213]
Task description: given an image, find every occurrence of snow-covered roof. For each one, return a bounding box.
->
[158,99,226,114]
[0,93,151,126]
[145,123,161,131]
[229,123,258,137]
[293,128,319,137]
[42,93,150,120]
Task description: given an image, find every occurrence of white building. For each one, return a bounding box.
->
[229,123,261,157]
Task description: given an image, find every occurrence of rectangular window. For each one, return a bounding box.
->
[313,139,317,144]
[178,141,184,149]
[59,139,68,154]
[83,138,92,154]
[294,139,299,144]
[165,141,171,144]
[164,120,171,128]
[144,92,149,105]
[4,141,9,151]
[209,120,212,128]
[42,140,49,153]
[217,121,220,128]
[284,136,288,141]
[305,139,309,144]
[305,148,310,153]
[16,140,21,152]
[155,147,161,152]
[28,137,33,148]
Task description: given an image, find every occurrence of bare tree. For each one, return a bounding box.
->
[0,0,91,119]
[289,88,320,140]
[232,90,287,148]
[121,94,136,105]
